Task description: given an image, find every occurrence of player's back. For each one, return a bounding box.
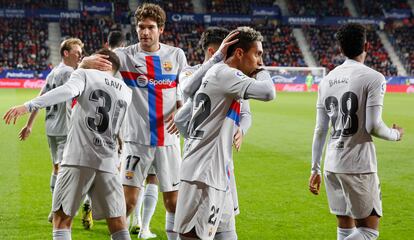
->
[181,63,254,191]
[317,59,386,173]
[43,62,74,136]
[63,69,132,173]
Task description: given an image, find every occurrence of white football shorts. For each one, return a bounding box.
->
[120,141,181,192]
[324,171,382,219]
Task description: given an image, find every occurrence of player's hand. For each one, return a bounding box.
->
[117,136,123,155]
[233,128,243,152]
[79,54,112,71]
[19,125,32,141]
[250,68,265,78]
[166,113,179,135]
[309,173,321,195]
[3,105,29,125]
[217,31,239,59]
[392,124,404,141]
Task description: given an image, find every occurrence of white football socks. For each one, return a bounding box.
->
[134,186,145,226]
[338,227,356,240]
[50,173,57,193]
[52,229,71,240]
[345,227,379,240]
[166,211,178,240]
[111,229,131,240]
[141,183,158,231]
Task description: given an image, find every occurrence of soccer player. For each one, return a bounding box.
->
[105,30,160,238]
[107,30,126,51]
[174,26,275,240]
[18,38,83,222]
[306,72,314,92]
[81,3,187,239]
[308,23,404,240]
[80,30,128,230]
[176,27,252,239]
[4,49,132,240]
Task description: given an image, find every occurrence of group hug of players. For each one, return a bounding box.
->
[3,3,404,240]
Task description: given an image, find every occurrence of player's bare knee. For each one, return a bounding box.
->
[337,215,355,228]
[106,216,127,234]
[53,164,59,175]
[355,214,380,230]
[53,209,72,229]
[123,185,139,215]
[163,191,178,213]
[146,174,158,184]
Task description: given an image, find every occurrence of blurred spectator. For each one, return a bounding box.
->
[0,18,50,72]
[205,0,274,14]
[287,0,350,17]
[386,19,414,75]
[0,0,67,9]
[304,25,397,75]
[60,16,121,55]
[355,0,410,18]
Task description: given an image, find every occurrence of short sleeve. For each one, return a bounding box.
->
[177,48,188,73]
[367,74,386,107]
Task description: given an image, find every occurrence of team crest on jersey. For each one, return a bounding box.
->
[184,71,193,77]
[125,171,134,180]
[163,61,173,72]
[136,75,148,87]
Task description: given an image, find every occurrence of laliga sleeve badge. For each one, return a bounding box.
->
[235,71,247,80]
[380,82,386,95]
[163,61,173,72]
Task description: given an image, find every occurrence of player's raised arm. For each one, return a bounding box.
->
[243,70,276,101]
[3,70,86,125]
[180,31,239,99]
[173,99,192,138]
[79,54,112,71]
[18,80,49,140]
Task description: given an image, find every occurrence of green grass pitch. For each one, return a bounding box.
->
[0,89,413,239]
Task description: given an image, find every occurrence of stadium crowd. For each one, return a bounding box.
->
[304,25,398,75]
[386,19,414,75]
[354,0,411,17]
[0,0,67,9]
[287,0,350,17]
[0,18,49,72]
[0,0,412,76]
[60,16,122,55]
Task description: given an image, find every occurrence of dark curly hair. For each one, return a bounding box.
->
[226,26,263,58]
[134,3,166,28]
[335,23,366,59]
[199,27,229,51]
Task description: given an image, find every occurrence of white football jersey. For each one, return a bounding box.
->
[115,43,187,146]
[41,62,74,136]
[317,59,386,173]
[181,63,255,191]
[62,69,132,173]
